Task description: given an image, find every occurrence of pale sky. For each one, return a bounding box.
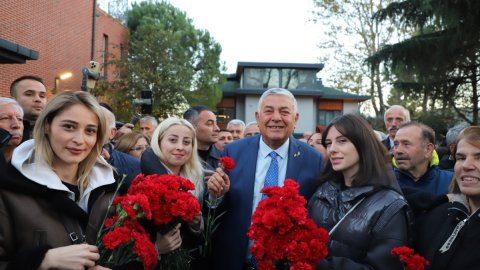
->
[99,0,325,74]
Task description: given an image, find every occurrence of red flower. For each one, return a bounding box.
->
[248,179,329,270]
[219,156,235,172]
[102,226,132,250]
[97,173,202,270]
[391,246,429,270]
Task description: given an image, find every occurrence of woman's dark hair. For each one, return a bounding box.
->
[320,114,395,188]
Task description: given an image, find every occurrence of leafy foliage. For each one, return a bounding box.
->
[125,1,226,117]
[370,0,480,124]
[312,0,405,116]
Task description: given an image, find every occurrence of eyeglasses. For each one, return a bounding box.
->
[130,145,149,152]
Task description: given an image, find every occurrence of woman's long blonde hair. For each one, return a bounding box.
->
[33,91,109,195]
[150,117,204,199]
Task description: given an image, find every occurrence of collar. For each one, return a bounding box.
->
[259,136,289,159]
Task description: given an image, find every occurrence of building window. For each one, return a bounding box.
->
[242,68,318,90]
[216,97,235,128]
[317,110,342,126]
[102,34,109,78]
[317,100,343,125]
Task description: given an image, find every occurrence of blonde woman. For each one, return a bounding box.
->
[0,91,116,269]
[140,117,204,259]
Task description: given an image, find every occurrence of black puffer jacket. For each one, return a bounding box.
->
[308,181,411,270]
[415,197,480,270]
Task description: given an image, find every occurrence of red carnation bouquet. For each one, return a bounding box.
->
[96,174,201,270]
[391,246,429,270]
[199,156,235,258]
[248,179,329,270]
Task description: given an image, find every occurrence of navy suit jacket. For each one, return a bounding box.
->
[211,135,323,270]
[382,137,392,151]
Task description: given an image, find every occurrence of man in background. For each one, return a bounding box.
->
[215,129,233,151]
[382,105,410,151]
[100,105,141,188]
[0,98,24,162]
[227,119,245,140]
[183,105,221,171]
[393,122,452,195]
[9,75,47,142]
[139,116,158,140]
[244,121,260,137]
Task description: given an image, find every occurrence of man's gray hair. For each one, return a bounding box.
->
[140,116,158,126]
[384,105,410,123]
[245,121,257,128]
[446,123,469,146]
[227,119,245,128]
[0,97,24,117]
[257,88,297,112]
[100,107,116,129]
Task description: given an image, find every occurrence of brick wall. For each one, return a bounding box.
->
[0,1,128,97]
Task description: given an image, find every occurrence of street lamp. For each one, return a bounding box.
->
[53,71,73,93]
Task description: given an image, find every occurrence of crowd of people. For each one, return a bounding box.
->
[0,75,478,270]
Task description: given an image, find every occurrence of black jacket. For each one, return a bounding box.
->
[308,181,411,270]
[0,162,119,270]
[415,198,480,270]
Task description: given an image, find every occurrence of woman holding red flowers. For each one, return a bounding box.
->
[0,91,119,270]
[307,114,411,270]
[413,126,480,270]
[140,117,205,264]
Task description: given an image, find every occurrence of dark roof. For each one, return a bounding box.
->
[235,61,324,78]
[220,61,370,101]
[0,38,39,64]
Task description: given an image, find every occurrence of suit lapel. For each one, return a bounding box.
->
[285,137,302,181]
[243,136,260,213]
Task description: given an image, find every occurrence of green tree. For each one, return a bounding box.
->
[313,0,404,117]
[125,1,225,117]
[370,0,480,124]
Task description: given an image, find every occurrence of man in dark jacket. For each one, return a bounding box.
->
[393,122,453,195]
[100,106,141,189]
[183,105,221,172]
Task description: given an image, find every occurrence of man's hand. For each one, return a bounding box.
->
[207,167,230,197]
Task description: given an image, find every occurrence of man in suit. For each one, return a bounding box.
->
[207,88,323,270]
[382,105,410,152]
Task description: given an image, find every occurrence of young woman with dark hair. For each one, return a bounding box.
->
[308,114,411,270]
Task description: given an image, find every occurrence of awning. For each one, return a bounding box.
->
[0,38,39,64]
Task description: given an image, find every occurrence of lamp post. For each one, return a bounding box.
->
[53,71,73,93]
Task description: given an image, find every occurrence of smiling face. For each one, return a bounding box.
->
[454,139,480,199]
[160,124,193,175]
[325,126,359,186]
[255,94,298,149]
[46,104,99,172]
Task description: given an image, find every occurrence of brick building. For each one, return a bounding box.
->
[0,1,128,97]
